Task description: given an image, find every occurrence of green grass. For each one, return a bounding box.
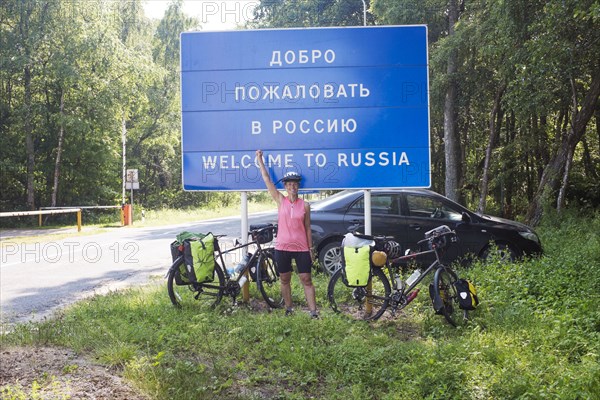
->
[2,211,600,399]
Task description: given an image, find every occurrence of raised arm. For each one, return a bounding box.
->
[256,150,282,205]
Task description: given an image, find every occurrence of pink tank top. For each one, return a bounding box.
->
[276,197,309,252]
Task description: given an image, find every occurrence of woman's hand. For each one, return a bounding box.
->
[256,149,280,204]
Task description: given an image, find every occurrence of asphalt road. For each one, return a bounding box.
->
[0,212,277,325]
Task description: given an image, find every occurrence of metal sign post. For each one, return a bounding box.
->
[240,191,250,302]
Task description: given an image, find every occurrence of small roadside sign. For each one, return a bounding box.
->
[126,169,139,183]
[125,182,139,190]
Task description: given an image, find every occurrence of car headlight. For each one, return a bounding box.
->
[519,231,540,244]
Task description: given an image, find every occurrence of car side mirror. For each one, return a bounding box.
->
[461,212,472,223]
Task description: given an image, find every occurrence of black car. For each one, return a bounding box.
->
[311,189,543,274]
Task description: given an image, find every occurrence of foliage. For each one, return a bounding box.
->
[0,0,201,214]
[2,212,599,399]
[249,0,371,28]
[1,0,599,226]
[369,0,600,216]
[1,378,69,400]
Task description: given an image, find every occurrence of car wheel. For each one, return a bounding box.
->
[319,241,343,275]
[482,242,519,262]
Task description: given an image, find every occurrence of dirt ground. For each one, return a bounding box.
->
[0,346,148,399]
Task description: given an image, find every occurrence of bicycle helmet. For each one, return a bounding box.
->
[281,171,302,183]
[383,240,401,259]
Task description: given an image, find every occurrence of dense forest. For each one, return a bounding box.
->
[1,0,599,225]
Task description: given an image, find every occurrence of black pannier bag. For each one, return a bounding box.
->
[250,223,276,244]
[170,241,190,286]
[248,255,258,281]
[429,279,479,313]
[454,279,479,310]
[429,283,445,315]
[170,240,182,262]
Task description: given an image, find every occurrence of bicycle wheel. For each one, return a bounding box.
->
[167,259,225,308]
[328,267,391,321]
[257,250,284,308]
[433,267,464,326]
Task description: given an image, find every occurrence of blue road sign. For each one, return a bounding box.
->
[181,26,430,191]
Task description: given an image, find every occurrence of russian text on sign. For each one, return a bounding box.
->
[251,118,358,135]
[234,83,370,102]
[270,49,336,66]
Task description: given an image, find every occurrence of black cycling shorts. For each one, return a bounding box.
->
[274,250,312,274]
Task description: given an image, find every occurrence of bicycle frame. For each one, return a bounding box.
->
[378,231,457,310]
[208,225,278,301]
[387,247,439,293]
[216,238,266,284]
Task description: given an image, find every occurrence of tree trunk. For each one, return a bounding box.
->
[444,0,461,201]
[526,70,600,225]
[51,90,65,207]
[596,103,600,159]
[478,83,506,213]
[581,136,598,180]
[503,111,516,219]
[18,1,36,210]
[536,114,550,180]
[556,144,574,212]
[24,63,35,210]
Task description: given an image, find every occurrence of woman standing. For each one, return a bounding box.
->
[256,150,318,318]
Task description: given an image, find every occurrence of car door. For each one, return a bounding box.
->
[343,192,404,239]
[399,193,466,263]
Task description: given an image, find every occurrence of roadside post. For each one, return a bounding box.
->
[124,169,139,226]
[1,209,82,231]
[241,192,250,302]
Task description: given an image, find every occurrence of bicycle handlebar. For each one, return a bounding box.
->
[248,224,277,236]
[385,228,458,263]
[417,230,457,246]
